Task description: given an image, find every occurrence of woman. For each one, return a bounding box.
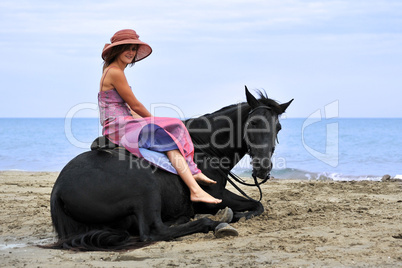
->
[99,29,221,204]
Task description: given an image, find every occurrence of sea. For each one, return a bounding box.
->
[0,118,401,181]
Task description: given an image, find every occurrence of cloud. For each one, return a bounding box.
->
[0,1,353,36]
[2,0,401,47]
[1,0,402,117]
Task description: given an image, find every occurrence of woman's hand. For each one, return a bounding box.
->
[108,68,152,117]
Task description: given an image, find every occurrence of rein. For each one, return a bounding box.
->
[203,104,274,203]
[227,171,266,202]
[201,151,266,203]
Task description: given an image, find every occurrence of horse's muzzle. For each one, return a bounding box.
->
[252,169,271,181]
[252,157,272,180]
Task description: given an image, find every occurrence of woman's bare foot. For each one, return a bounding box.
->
[190,189,222,204]
[193,173,217,185]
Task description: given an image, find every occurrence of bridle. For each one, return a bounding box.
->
[248,105,272,115]
[227,105,274,202]
[244,105,275,158]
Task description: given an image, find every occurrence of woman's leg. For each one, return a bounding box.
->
[193,173,218,185]
[166,150,222,204]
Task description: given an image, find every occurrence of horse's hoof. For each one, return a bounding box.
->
[193,207,234,223]
[215,207,234,223]
[214,223,238,238]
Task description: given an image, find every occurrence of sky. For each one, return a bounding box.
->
[1,0,401,119]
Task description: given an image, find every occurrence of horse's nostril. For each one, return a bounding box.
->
[261,158,271,169]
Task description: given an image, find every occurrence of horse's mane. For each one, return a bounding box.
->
[202,89,283,117]
[254,90,285,114]
[185,89,285,159]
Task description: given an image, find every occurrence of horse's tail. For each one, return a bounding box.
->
[40,194,153,251]
[41,228,153,251]
[49,194,86,240]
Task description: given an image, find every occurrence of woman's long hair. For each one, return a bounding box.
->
[102,44,138,71]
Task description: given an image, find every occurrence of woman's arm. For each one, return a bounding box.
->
[109,68,152,117]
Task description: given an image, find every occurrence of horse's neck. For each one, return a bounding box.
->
[187,103,250,171]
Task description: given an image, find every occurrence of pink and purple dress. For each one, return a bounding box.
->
[98,88,201,175]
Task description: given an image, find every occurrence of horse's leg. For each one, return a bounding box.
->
[221,189,264,222]
[149,218,220,241]
[109,215,139,236]
[135,207,219,241]
[163,215,191,227]
[132,191,220,241]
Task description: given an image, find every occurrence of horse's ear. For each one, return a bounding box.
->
[245,86,259,108]
[280,99,294,114]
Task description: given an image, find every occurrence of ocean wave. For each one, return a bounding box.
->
[231,167,385,181]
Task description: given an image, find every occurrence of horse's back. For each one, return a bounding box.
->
[51,150,189,223]
[52,150,159,222]
[56,150,154,187]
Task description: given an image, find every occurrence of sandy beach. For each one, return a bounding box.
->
[0,171,401,267]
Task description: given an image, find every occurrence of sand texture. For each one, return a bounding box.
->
[1,171,401,267]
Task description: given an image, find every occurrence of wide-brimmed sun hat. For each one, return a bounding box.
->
[101,29,152,62]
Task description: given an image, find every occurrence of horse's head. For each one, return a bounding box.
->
[244,86,293,180]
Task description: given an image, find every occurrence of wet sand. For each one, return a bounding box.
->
[1,171,401,267]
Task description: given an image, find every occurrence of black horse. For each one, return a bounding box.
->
[46,87,292,251]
